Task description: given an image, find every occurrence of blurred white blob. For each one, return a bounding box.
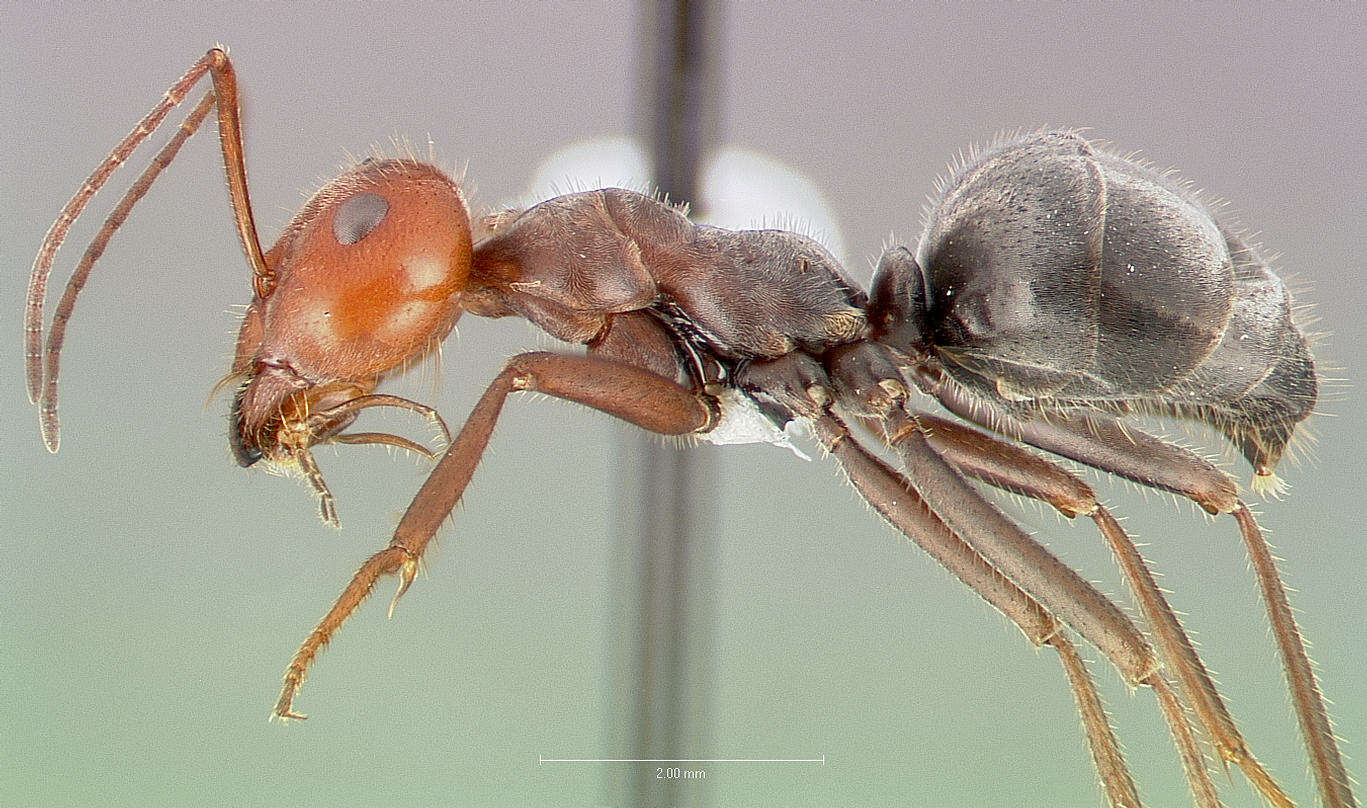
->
[700,147,846,265]
[699,387,812,461]
[526,136,847,265]
[524,135,650,201]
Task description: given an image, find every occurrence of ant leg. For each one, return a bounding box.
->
[926,375,1354,808]
[867,409,1156,680]
[877,407,1291,807]
[585,309,685,384]
[1234,504,1355,808]
[756,348,1208,806]
[924,372,1239,513]
[829,349,1194,683]
[813,413,1210,808]
[911,412,1288,806]
[827,349,1172,682]
[271,351,714,720]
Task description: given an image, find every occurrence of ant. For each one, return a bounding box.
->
[24,48,1354,808]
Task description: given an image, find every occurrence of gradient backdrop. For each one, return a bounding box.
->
[4,3,1364,807]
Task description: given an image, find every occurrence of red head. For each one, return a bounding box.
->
[229,159,471,466]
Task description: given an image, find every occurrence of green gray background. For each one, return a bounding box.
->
[4,3,1363,806]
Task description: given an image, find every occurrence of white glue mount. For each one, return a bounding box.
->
[698,387,812,461]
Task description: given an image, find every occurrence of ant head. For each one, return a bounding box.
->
[229,159,471,466]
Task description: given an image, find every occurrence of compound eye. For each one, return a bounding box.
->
[332,192,390,245]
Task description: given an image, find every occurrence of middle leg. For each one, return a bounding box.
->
[921,368,1351,808]
[812,411,1215,808]
[909,411,1290,805]
[747,349,1218,806]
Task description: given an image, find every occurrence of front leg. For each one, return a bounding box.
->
[272,351,715,720]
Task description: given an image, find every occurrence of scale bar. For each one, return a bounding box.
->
[539,756,824,764]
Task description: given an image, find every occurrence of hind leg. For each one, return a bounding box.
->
[904,411,1295,805]
[743,350,1219,807]
[920,368,1353,808]
[815,409,1214,808]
